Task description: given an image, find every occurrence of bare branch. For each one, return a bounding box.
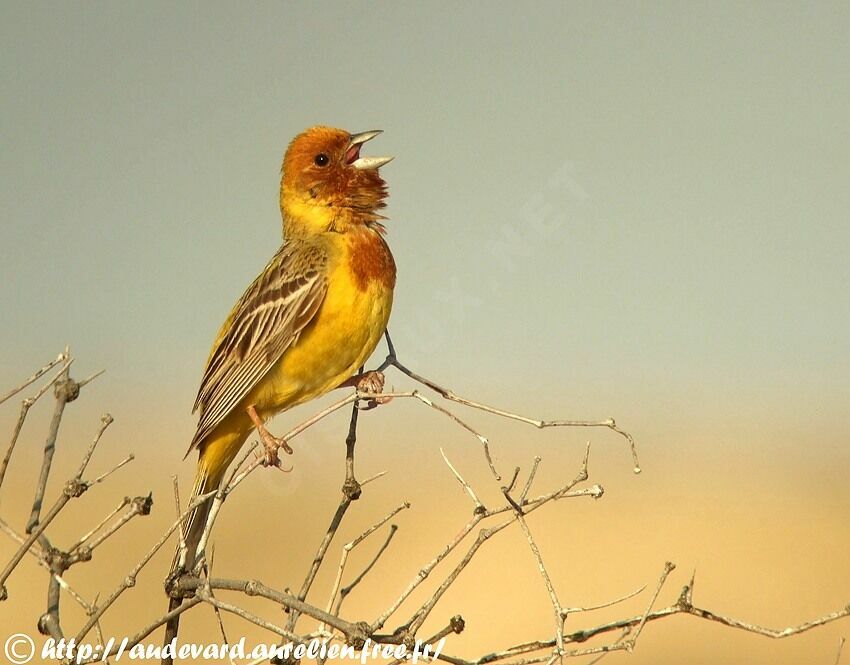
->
[74,489,216,643]
[379,331,640,473]
[519,456,542,503]
[195,583,302,643]
[0,359,75,493]
[175,576,366,641]
[561,584,647,616]
[0,516,95,614]
[0,350,69,406]
[74,494,152,554]
[441,448,485,511]
[25,366,77,533]
[625,561,676,651]
[4,348,847,665]
[68,497,130,553]
[335,524,399,615]
[513,511,564,652]
[323,502,410,629]
[73,597,204,665]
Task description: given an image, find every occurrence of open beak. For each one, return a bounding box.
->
[346,130,394,170]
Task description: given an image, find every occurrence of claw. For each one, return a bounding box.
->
[356,370,384,394]
[355,370,392,408]
[259,428,292,463]
[246,404,293,472]
[254,445,293,472]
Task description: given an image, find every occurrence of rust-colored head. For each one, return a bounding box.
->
[280,126,392,234]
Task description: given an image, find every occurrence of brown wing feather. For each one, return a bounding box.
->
[187,241,328,453]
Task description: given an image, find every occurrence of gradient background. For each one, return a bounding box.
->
[1,2,848,663]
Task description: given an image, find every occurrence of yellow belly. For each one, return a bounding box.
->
[246,229,394,420]
[251,266,392,416]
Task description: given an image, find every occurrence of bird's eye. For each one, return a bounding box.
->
[314,153,330,167]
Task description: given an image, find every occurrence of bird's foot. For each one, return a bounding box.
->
[356,369,385,394]
[257,426,293,468]
[246,405,293,470]
[354,370,392,409]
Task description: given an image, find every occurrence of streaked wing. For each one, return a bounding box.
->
[188,241,328,451]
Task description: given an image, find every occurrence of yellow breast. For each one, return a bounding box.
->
[251,226,395,416]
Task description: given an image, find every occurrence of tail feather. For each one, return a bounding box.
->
[173,463,218,573]
[172,427,249,574]
[163,428,248,664]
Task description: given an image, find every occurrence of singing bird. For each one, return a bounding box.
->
[178,126,395,570]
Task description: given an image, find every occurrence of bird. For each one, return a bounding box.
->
[176,126,396,572]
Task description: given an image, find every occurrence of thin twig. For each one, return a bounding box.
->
[73,489,216,643]
[0,350,69,406]
[26,366,76,533]
[335,525,399,616]
[561,584,646,616]
[0,416,116,600]
[0,359,74,493]
[68,497,130,553]
[86,452,133,486]
[322,502,409,631]
[375,446,594,634]
[519,457,542,503]
[196,584,302,642]
[284,492,354,632]
[441,448,485,511]
[76,494,152,554]
[624,561,675,651]
[72,597,203,665]
[0,516,94,614]
[513,511,564,652]
[283,399,364,635]
[380,331,640,474]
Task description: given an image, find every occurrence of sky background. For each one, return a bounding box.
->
[1,2,848,664]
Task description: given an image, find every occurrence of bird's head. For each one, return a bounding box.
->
[280,126,393,235]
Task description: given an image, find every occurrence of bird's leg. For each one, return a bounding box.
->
[246,404,293,468]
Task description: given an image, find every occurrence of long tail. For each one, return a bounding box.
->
[173,457,223,573]
[163,429,248,661]
[174,427,249,572]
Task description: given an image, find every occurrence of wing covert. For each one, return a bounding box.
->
[188,242,328,451]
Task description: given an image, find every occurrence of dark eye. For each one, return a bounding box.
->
[314,153,329,167]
